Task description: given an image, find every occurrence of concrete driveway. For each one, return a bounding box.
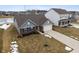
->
[71,23,79,28]
[45,30,79,53]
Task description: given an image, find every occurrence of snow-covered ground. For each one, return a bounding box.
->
[65,46,72,51]
[44,34,52,38]
[10,41,19,53]
[0,24,11,30]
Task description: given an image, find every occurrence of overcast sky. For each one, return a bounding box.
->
[0,5,79,11]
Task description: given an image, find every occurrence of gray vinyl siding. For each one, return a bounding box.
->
[19,19,36,34]
[20,19,36,29]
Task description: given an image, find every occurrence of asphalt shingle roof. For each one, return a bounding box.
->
[14,13,48,27]
[51,8,68,14]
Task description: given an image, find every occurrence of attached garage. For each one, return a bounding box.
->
[43,24,52,31]
[43,20,53,32]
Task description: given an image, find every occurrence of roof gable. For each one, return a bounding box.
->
[51,8,68,14]
[20,19,36,28]
[14,13,48,27]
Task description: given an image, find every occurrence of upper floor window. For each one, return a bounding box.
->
[62,22,64,25]
[27,22,30,25]
[47,21,50,24]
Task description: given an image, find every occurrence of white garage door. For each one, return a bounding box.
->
[43,24,52,31]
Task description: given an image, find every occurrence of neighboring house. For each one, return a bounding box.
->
[69,11,79,22]
[45,8,72,27]
[76,18,79,23]
[0,11,2,16]
[14,13,53,36]
[12,10,47,15]
[74,12,79,21]
[34,10,47,15]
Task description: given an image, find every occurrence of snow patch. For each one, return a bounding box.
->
[10,41,19,53]
[11,41,17,44]
[44,34,52,38]
[65,46,72,51]
[71,23,79,28]
[0,24,11,30]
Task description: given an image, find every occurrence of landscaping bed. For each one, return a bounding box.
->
[53,26,79,41]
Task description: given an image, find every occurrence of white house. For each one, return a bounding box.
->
[74,12,79,22]
[73,12,79,22]
[68,11,79,22]
[45,8,72,27]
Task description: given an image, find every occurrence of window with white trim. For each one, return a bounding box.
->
[27,22,30,25]
[47,21,50,24]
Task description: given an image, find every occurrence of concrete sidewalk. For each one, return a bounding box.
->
[71,23,79,28]
[45,30,79,53]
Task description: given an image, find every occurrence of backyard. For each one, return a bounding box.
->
[53,26,79,41]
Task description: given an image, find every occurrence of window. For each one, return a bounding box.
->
[59,22,61,25]
[27,22,30,25]
[27,27,32,31]
[47,21,50,24]
[62,22,64,25]
[65,22,67,24]
[68,21,70,23]
[27,22,30,28]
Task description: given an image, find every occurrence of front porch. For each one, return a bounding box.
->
[58,20,71,27]
[20,26,44,35]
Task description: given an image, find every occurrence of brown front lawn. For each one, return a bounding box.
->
[0,29,4,52]
[17,33,68,53]
[53,26,79,41]
[1,25,69,53]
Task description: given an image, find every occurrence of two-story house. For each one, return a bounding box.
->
[45,8,72,27]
